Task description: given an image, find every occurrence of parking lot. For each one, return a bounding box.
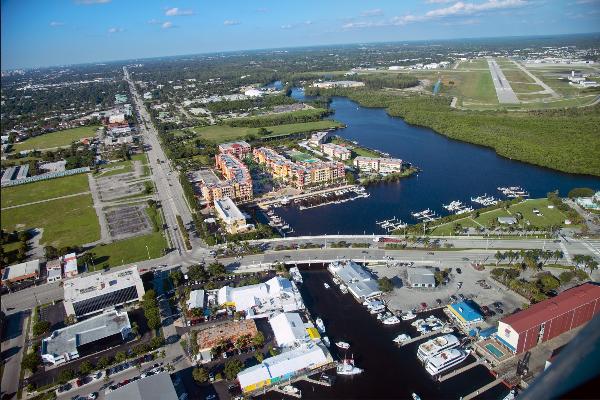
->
[96,174,147,203]
[104,204,153,240]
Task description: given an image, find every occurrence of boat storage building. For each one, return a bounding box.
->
[496,283,600,354]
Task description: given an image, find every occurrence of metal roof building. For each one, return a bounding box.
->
[237,342,332,393]
[496,283,600,354]
[407,267,436,288]
[447,301,484,327]
[41,309,131,365]
[269,312,309,347]
[186,289,205,310]
[63,266,144,318]
[1,259,40,283]
[106,373,179,400]
[328,260,382,301]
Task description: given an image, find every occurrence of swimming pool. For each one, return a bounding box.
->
[486,343,505,358]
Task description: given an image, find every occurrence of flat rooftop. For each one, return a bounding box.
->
[1,259,40,281]
[215,197,245,223]
[42,310,130,358]
[189,169,220,185]
[106,373,178,400]
[64,266,142,303]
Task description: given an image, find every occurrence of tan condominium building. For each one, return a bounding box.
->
[218,141,252,159]
[253,147,345,190]
[214,197,255,234]
[353,156,403,174]
[321,142,351,161]
[200,152,253,204]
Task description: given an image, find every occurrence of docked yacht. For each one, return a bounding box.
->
[316,317,326,333]
[412,393,422,400]
[336,341,350,350]
[401,312,417,321]
[289,267,303,284]
[336,357,363,376]
[322,336,331,347]
[424,349,468,376]
[382,316,401,325]
[393,334,411,345]
[411,319,425,327]
[324,283,330,289]
[417,334,460,362]
[340,284,349,294]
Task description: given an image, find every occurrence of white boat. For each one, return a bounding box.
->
[417,334,460,362]
[412,394,422,400]
[332,277,340,285]
[336,358,363,376]
[425,349,468,376]
[502,389,516,400]
[401,312,417,321]
[382,316,401,325]
[281,385,300,395]
[336,341,350,349]
[322,336,331,347]
[324,283,330,289]
[441,326,454,334]
[411,319,425,327]
[316,318,326,333]
[369,305,386,314]
[340,284,348,294]
[289,267,303,284]
[393,334,411,345]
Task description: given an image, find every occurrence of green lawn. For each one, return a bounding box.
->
[502,68,536,84]
[96,159,134,177]
[510,82,545,93]
[14,126,99,151]
[1,193,100,248]
[188,120,343,143]
[457,58,490,70]
[89,231,168,270]
[1,173,90,208]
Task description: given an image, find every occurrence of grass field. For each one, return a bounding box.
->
[96,159,135,177]
[1,173,90,208]
[501,68,536,84]
[430,198,569,235]
[457,58,489,69]
[1,193,100,247]
[14,126,99,151]
[439,69,498,105]
[510,82,545,93]
[88,231,168,270]
[188,120,344,143]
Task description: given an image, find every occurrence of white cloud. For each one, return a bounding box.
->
[49,21,64,27]
[280,24,293,29]
[343,0,528,29]
[425,0,455,3]
[148,19,161,25]
[360,8,384,17]
[223,20,241,26]
[165,7,194,16]
[75,0,111,4]
[108,27,124,33]
[162,21,175,29]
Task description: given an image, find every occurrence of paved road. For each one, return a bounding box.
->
[488,59,519,104]
[3,235,599,314]
[123,67,193,255]
[1,312,28,400]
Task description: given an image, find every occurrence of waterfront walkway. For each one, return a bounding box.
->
[255,184,360,207]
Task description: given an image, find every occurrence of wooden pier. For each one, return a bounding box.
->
[461,374,510,400]
[438,359,481,382]
[301,376,332,387]
[397,329,440,346]
[272,386,302,398]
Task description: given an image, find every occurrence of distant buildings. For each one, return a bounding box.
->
[253,147,345,190]
[244,88,264,97]
[307,131,331,147]
[218,141,252,159]
[575,191,600,210]
[321,142,351,161]
[496,283,600,354]
[63,266,144,318]
[1,259,40,285]
[217,276,304,317]
[328,260,382,301]
[237,342,332,394]
[312,81,365,89]
[353,156,403,174]
[214,197,254,234]
[41,309,131,365]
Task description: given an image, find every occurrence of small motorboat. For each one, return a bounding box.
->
[382,316,401,325]
[412,393,422,400]
[316,317,326,333]
[322,336,331,347]
[393,334,411,345]
[401,312,417,321]
[281,385,300,395]
[336,341,350,350]
[324,283,330,289]
[336,357,363,376]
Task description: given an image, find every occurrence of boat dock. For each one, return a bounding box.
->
[400,329,440,346]
[437,358,481,382]
[300,375,332,387]
[461,374,510,400]
[271,386,302,398]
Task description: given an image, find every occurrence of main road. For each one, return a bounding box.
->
[123,67,196,255]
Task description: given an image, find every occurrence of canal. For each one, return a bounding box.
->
[263,268,510,400]
[274,88,600,235]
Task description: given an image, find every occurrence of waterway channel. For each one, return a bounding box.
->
[272,88,600,235]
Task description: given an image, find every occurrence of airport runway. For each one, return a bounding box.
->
[488,59,519,104]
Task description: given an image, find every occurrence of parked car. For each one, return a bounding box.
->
[450,295,458,302]
[436,299,442,306]
[88,393,98,399]
[456,268,462,274]
[420,302,428,309]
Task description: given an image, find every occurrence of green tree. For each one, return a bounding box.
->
[32,320,51,337]
[187,264,208,282]
[79,360,93,376]
[58,369,75,384]
[207,262,226,277]
[21,352,42,373]
[192,367,209,384]
[378,277,394,292]
[114,351,127,363]
[252,331,265,348]
[223,359,244,380]
[567,187,595,198]
[97,356,110,369]
[169,270,184,287]
[255,352,264,363]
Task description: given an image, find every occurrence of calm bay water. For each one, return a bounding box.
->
[274,88,600,235]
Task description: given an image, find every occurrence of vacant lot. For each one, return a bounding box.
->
[89,231,168,270]
[1,173,90,208]
[188,120,343,143]
[14,126,99,151]
[1,193,100,247]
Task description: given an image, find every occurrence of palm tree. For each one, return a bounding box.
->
[552,249,564,264]
[494,251,505,266]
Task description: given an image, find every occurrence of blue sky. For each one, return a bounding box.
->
[2,0,599,69]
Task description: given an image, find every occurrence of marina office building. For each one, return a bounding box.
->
[63,266,145,318]
[214,196,254,234]
[41,309,131,365]
[328,260,382,301]
[496,283,600,354]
